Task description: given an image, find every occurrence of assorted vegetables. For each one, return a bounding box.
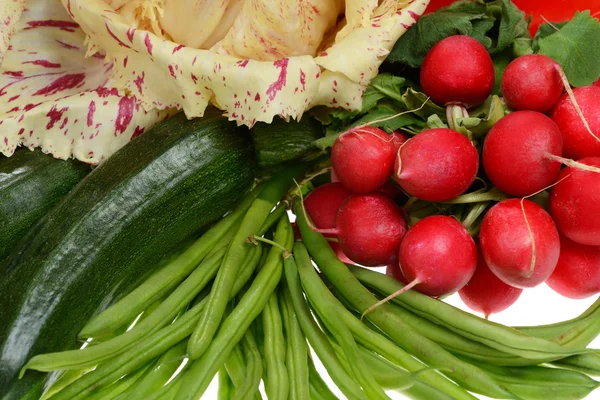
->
[1,0,600,399]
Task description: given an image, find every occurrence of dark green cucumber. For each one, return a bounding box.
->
[250,116,324,168]
[0,109,255,399]
[0,149,90,267]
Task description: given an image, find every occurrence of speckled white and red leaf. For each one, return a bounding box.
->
[0,0,170,164]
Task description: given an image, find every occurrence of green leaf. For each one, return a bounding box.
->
[426,114,449,129]
[532,21,568,52]
[490,0,530,54]
[536,11,600,87]
[400,88,446,119]
[456,95,508,137]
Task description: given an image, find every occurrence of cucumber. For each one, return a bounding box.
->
[0,109,255,399]
[0,149,90,267]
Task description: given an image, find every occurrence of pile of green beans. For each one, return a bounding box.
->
[22,169,600,400]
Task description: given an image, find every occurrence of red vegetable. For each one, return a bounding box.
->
[551,86,600,159]
[546,235,600,299]
[399,215,477,297]
[331,127,396,193]
[549,157,600,246]
[386,263,409,285]
[480,199,560,289]
[482,111,563,197]
[336,193,408,267]
[420,35,495,108]
[304,183,352,230]
[459,245,523,319]
[501,54,564,113]
[394,128,479,201]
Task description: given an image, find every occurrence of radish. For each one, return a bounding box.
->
[480,199,560,289]
[550,86,600,159]
[501,54,564,113]
[482,111,563,197]
[386,263,409,285]
[304,183,352,230]
[394,128,479,202]
[331,126,396,193]
[398,215,477,297]
[391,131,409,153]
[420,35,495,109]
[459,245,523,319]
[334,193,408,267]
[546,235,600,299]
[549,157,600,246]
[304,183,353,263]
[376,180,406,201]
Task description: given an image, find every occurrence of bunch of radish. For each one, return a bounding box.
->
[305,34,600,320]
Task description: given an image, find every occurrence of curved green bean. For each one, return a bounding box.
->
[231,329,263,400]
[280,287,310,400]
[294,242,389,400]
[348,264,591,361]
[49,243,263,400]
[86,363,151,400]
[175,216,293,400]
[308,354,339,400]
[293,198,515,399]
[188,164,307,360]
[23,245,228,373]
[262,292,289,400]
[79,187,260,339]
[552,353,600,377]
[219,368,234,400]
[225,345,247,389]
[283,254,369,400]
[124,340,187,400]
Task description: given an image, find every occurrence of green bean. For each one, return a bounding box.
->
[232,330,263,400]
[189,164,307,360]
[144,374,184,400]
[325,287,476,400]
[280,286,310,400]
[293,199,515,399]
[552,353,600,376]
[294,242,389,400]
[50,243,264,400]
[225,345,247,389]
[308,355,339,400]
[219,368,234,400]
[262,291,289,400]
[23,245,229,373]
[124,340,187,400]
[349,263,591,360]
[175,216,293,400]
[516,297,600,341]
[283,253,369,400]
[79,187,260,339]
[470,361,600,400]
[257,202,289,236]
[85,363,151,400]
[41,368,94,400]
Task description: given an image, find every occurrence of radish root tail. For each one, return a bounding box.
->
[520,198,537,278]
[360,278,421,320]
[545,153,600,174]
[555,65,600,143]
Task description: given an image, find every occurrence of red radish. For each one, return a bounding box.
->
[335,193,408,267]
[391,131,409,153]
[331,127,396,193]
[386,263,409,285]
[304,183,352,229]
[549,157,600,246]
[546,235,600,299]
[376,180,405,200]
[394,128,479,201]
[304,183,353,263]
[480,199,560,289]
[330,168,339,183]
[398,215,477,297]
[550,86,600,159]
[501,54,564,113]
[594,78,600,88]
[482,111,563,197]
[420,35,495,108]
[459,245,523,319]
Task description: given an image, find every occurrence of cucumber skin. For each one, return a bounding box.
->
[0,149,90,267]
[0,109,255,399]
